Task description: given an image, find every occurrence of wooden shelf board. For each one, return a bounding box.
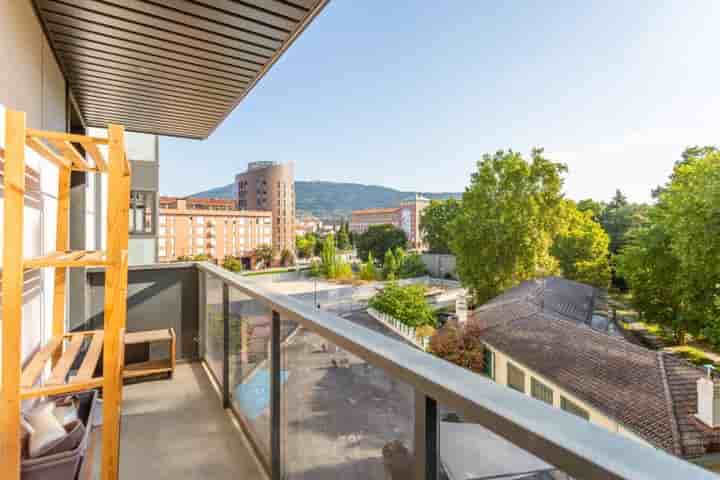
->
[123,359,172,379]
[20,330,106,398]
[25,250,108,268]
[21,378,103,400]
[124,329,172,345]
[26,128,108,145]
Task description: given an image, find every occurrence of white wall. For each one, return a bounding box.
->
[0,0,67,379]
[486,344,657,449]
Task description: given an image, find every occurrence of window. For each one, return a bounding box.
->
[531,378,554,405]
[129,191,155,235]
[561,396,589,420]
[507,363,525,393]
[482,347,495,380]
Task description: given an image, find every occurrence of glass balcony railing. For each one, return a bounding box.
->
[193,262,715,480]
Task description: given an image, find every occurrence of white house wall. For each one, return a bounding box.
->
[0,0,67,379]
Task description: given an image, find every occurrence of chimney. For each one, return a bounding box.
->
[696,366,720,428]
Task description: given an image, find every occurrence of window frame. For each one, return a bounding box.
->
[531,377,554,405]
[507,362,525,393]
[561,396,590,420]
[129,190,156,236]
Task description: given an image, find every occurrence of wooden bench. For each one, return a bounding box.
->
[123,328,176,380]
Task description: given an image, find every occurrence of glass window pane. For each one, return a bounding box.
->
[203,274,224,384]
[507,363,525,393]
[229,288,272,459]
[531,378,554,405]
[280,313,414,479]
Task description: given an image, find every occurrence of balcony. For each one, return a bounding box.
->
[78,262,716,480]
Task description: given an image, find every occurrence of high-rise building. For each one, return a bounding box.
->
[235,161,295,255]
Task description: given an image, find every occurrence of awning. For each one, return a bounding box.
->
[33,0,328,139]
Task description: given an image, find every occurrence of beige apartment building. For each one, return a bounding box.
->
[349,194,430,249]
[236,161,295,255]
[158,197,272,264]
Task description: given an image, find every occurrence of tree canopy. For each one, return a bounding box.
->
[617,146,720,343]
[450,149,566,303]
[356,224,407,262]
[551,200,611,288]
[420,198,462,254]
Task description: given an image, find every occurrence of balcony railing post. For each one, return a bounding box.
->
[414,391,438,480]
[271,309,282,480]
[222,282,230,408]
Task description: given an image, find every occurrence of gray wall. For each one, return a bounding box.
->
[86,265,200,362]
[421,253,458,280]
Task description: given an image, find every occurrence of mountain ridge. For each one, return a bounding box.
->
[189,180,461,219]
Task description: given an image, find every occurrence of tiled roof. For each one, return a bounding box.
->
[351,207,399,215]
[472,277,713,459]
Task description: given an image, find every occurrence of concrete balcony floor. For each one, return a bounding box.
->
[85,362,266,480]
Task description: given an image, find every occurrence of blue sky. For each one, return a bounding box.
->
[160,1,720,203]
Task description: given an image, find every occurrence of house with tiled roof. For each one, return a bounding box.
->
[469,276,720,472]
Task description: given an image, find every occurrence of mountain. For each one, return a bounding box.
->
[189,181,461,219]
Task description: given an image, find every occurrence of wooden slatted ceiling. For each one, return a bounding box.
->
[34,0,329,139]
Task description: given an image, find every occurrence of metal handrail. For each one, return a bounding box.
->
[197,261,715,480]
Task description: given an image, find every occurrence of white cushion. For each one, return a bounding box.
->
[26,402,67,458]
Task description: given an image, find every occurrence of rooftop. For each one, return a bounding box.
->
[472,277,715,459]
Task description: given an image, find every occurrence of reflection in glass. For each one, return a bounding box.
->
[280,317,414,479]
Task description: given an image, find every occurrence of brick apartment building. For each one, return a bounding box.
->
[349,194,430,249]
[159,196,271,265]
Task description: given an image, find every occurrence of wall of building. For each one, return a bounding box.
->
[86,264,200,361]
[159,199,271,262]
[485,344,656,449]
[0,0,67,370]
[349,208,399,235]
[421,253,458,279]
[235,162,294,255]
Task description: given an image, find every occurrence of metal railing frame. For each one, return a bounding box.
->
[195,261,715,480]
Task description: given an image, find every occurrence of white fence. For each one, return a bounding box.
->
[367,307,430,351]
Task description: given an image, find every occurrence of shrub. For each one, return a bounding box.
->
[429,320,485,372]
[222,256,243,272]
[359,252,379,281]
[398,253,428,278]
[369,283,436,327]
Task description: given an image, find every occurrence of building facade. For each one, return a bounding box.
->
[349,194,430,249]
[158,197,271,263]
[235,161,295,255]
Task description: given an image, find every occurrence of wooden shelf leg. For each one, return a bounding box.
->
[1,109,26,480]
[52,167,71,366]
[101,124,129,480]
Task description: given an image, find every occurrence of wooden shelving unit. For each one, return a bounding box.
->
[123,328,176,379]
[0,109,131,480]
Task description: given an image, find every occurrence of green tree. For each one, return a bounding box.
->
[222,256,243,273]
[368,283,436,327]
[359,252,378,281]
[336,222,351,250]
[383,249,398,280]
[296,233,316,259]
[617,216,684,339]
[320,233,337,278]
[451,149,566,303]
[662,148,720,341]
[617,146,720,344]
[356,224,407,262]
[551,200,611,288]
[398,253,429,279]
[576,198,605,223]
[420,199,462,254]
